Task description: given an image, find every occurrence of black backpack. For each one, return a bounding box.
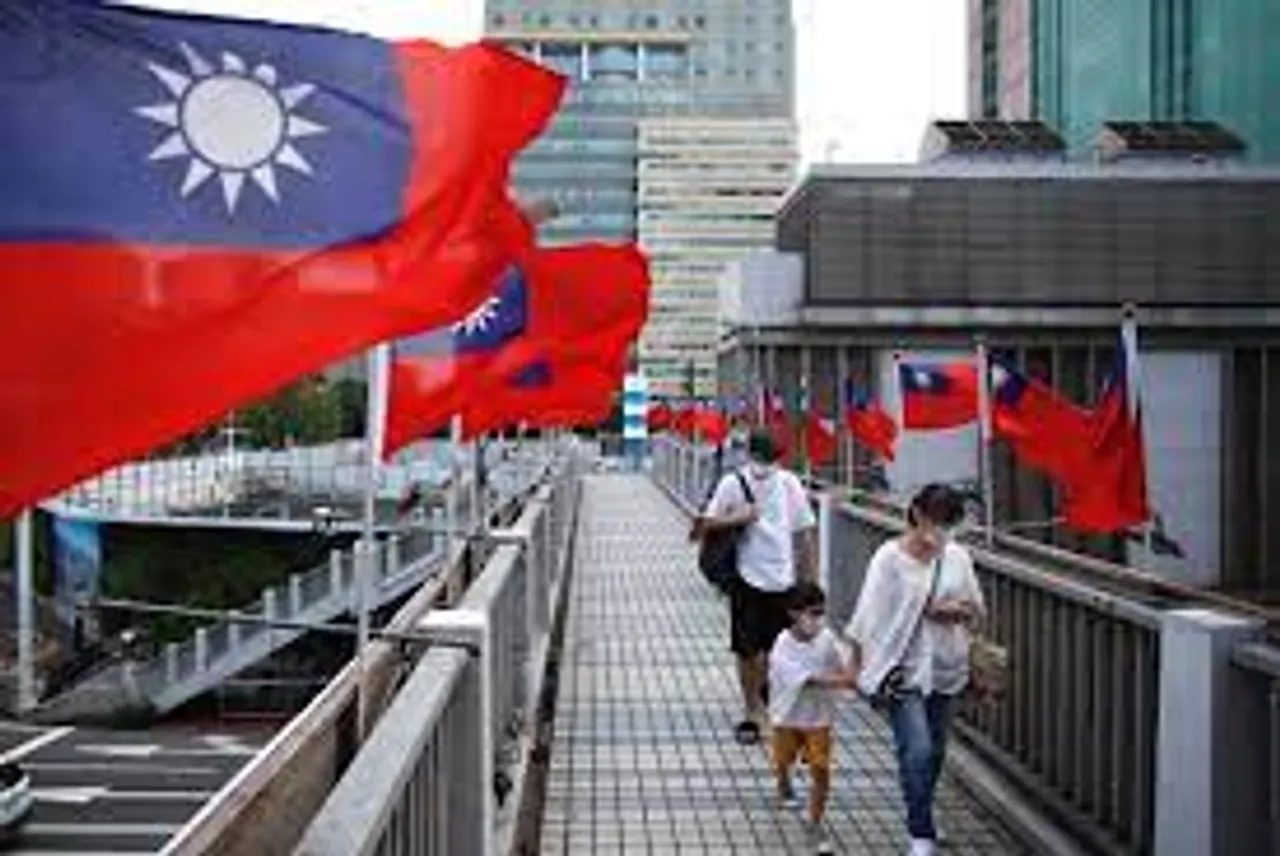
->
[696,471,755,595]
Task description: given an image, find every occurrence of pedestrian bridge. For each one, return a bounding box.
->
[140,438,1278,855]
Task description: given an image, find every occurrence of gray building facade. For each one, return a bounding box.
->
[484,1,796,245]
[721,160,1280,592]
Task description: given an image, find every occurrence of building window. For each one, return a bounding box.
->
[539,14,552,28]
[491,13,505,27]
[645,14,659,29]
[694,15,706,28]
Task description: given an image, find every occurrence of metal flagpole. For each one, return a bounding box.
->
[356,343,390,740]
[1119,303,1154,555]
[974,337,996,546]
[16,508,35,714]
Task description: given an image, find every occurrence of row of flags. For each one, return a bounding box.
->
[653,318,1150,536]
[648,380,899,466]
[895,321,1148,533]
[0,1,649,517]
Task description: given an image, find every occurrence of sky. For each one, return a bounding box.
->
[123,1,967,167]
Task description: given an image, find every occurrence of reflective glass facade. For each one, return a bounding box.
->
[971,0,1280,161]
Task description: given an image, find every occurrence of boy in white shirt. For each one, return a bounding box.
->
[769,581,854,855]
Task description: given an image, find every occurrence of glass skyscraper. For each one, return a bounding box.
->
[969,0,1280,160]
[484,2,798,396]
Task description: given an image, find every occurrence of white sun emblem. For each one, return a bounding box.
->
[135,42,328,215]
[452,296,502,336]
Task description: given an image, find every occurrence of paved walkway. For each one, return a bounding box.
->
[540,474,1029,855]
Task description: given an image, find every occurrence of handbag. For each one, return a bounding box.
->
[695,471,755,595]
[869,557,941,710]
[967,633,1009,702]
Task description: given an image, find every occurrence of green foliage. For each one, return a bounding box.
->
[99,526,349,644]
[237,375,348,449]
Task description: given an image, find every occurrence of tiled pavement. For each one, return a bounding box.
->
[540,474,1030,855]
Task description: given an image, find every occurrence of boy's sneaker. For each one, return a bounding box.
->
[777,779,803,812]
[807,821,834,855]
[908,839,937,856]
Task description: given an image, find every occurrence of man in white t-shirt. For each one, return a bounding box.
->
[699,428,818,744]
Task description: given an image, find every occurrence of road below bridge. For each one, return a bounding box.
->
[1,718,269,854]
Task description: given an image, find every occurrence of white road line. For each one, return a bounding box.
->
[21,821,182,837]
[4,850,156,856]
[30,787,215,803]
[77,743,258,759]
[0,726,74,765]
[22,761,221,776]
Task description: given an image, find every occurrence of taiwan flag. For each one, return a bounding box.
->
[1062,325,1150,533]
[0,1,565,517]
[461,356,622,436]
[383,244,649,453]
[990,360,1093,487]
[647,401,673,433]
[844,380,898,461]
[898,362,978,430]
[805,414,839,467]
[695,402,730,446]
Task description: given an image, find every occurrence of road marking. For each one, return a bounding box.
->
[23,761,221,776]
[0,726,74,765]
[20,821,182,837]
[4,851,157,856]
[78,743,256,759]
[30,785,216,804]
[29,785,108,805]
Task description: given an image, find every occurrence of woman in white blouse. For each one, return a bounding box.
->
[842,483,985,856]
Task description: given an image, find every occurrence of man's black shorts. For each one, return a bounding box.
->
[729,579,791,657]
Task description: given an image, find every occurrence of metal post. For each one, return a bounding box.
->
[354,539,372,740]
[975,338,996,545]
[16,508,36,714]
[357,344,388,742]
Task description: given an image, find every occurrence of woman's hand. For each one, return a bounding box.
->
[926,597,979,627]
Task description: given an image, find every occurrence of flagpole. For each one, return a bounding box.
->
[1120,302,1154,553]
[16,508,35,714]
[357,343,389,741]
[974,337,996,546]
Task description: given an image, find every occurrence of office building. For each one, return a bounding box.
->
[637,118,796,397]
[485,2,798,394]
[969,0,1280,160]
[720,119,1280,589]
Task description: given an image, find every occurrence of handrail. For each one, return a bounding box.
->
[293,647,468,856]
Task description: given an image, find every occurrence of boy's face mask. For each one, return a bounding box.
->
[796,611,824,637]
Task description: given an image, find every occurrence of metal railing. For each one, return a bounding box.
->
[825,497,1161,856]
[650,436,1259,856]
[1233,641,1280,856]
[292,448,583,855]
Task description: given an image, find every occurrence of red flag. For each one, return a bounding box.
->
[990,361,1093,486]
[647,402,673,433]
[898,362,978,430]
[0,4,565,517]
[844,380,898,461]
[805,414,839,467]
[1062,328,1150,533]
[762,389,794,458]
[384,243,648,454]
[460,355,622,437]
[695,404,730,446]
[673,401,697,439]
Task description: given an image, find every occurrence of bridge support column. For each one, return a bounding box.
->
[1155,608,1266,856]
[419,608,493,856]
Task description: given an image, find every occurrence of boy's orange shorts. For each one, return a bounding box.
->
[772,725,832,772]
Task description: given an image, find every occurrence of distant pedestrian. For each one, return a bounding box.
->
[697,428,818,745]
[768,581,853,855]
[842,483,986,856]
